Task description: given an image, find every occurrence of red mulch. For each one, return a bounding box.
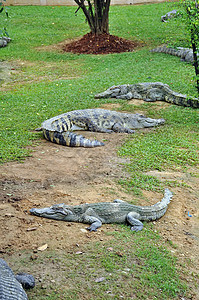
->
[62,32,142,55]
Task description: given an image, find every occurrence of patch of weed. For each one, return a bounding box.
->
[118,106,199,193]
[23,226,187,299]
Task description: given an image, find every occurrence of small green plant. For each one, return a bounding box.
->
[181,0,199,94]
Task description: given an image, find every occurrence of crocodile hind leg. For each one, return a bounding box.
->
[85,120,113,133]
[127,212,144,232]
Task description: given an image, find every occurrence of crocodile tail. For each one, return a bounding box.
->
[138,188,173,221]
[43,129,104,147]
[165,94,199,108]
[149,188,173,220]
[150,46,178,56]
[153,188,173,209]
[181,97,199,108]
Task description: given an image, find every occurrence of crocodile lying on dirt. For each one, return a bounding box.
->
[150,45,197,63]
[30,189,172,232]
[95,82,199,108]
[0,258,35,300]
[37,109,165,148]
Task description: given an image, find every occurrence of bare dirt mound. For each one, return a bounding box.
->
[62,32,142,54]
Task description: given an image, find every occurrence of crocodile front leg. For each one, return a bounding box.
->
[81,208,102,232]
[86,217,102,231]
[87,122,114,133]
[127,212,144,232]
[112,123,135,133]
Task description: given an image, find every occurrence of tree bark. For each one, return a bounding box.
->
[74,0,111,35]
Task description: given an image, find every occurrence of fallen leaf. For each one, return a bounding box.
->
[95,277,105,283]
[37,244,48,251]
[107,247,113,251]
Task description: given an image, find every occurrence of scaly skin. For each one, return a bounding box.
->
[150,46,196,63]
[0,259,28,300]
[161,10,178,22]
[39,109,165,148]
[30,189,172,232]
[95,82,199,108]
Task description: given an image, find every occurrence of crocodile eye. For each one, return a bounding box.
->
[62,209,68,215]
[57,208,68,215]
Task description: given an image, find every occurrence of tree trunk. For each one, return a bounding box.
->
[74,0,111,35]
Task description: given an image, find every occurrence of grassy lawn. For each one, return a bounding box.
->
[1,2,199,299]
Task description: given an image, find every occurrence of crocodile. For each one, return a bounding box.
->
[95,82,199,108]
[38,109,165,148]
[30,188,172,232]
[0,258,35,300]
[161,10,178,22]
[150,45,197,63]
[0,36,11,48]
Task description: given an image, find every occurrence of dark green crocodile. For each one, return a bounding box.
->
[95,82,199,108]
[30,189,172,232]
[37,109,165,148]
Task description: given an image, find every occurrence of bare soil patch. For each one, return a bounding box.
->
[0,103,198,298]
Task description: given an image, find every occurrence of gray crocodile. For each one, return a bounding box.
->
[38,109,165,148]
[95,82,199,108]
[30,188,172,232]
[161,10,178,22]
[150,45,197,63]
[0,258,35,300]
[0,36,11,48]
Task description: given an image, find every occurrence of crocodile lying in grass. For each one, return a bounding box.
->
[30,189,172,232]
[95,82,199,108]
[161,10,178,22]
[0,36,11,48]
[37,109,165,148]
[0,258,35,300]
[150,45,197,63]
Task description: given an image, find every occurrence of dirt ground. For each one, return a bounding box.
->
[0,102,199,297]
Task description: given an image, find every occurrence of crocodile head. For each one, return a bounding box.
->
[137,115,165,128]
[29,204,77,221]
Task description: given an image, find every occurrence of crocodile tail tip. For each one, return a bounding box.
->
[71,134,105,147]
[84,140,105,147]
[164,188,173,203]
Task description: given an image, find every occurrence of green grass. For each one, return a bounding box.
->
[118,106,199,194]
[12,225,186,300]
[1,3,199,299]
[0,2,198,163]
